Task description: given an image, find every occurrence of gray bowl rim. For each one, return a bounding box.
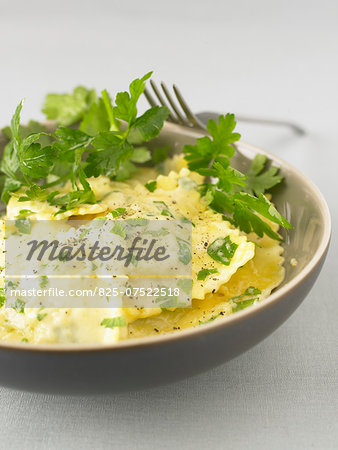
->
[0,122,331,353]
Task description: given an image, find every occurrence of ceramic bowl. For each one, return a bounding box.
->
[0,122,331,394]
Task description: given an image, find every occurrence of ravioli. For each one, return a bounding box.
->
[0,156,284,345]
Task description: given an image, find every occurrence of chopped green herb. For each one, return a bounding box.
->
[230,286,262,312]
[176,237,192,265]
[21,338,29,343]
[110,207,126,218]
[177,278,193,294]
[39,275,49,288]
[100,316,126,328]
[230,286,261,300]
[14,299,25,313]
[199,313,221,325]
[0,288,5,308]
[207,236,238,266]
[145,180,157,192]
[110,222,126,239]
[232,298,259,312]
[197,268,219,281]
[153,200,174,218]
[17,209,36,218]
[58,249,71,261]
[37,313,47,321]
[15,219,31,234]
[155,286,178,308]
[144,228,169,237]
[78,228,90,239]
[181,216,195,227]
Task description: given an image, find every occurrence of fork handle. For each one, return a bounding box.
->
[196,111,306,135]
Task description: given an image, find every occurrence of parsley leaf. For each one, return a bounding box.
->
[199,313,221,325]
[132,106,169,142]
[42,86,96,126]
[47,189,96,210]
[15,219,31,234]
[145,180,157,192]
[243,154,283,196]
[232,298,259,312]
[197,268,219,281]
[177,278,193,294]
[100,316,126,328]
[230,286,262,312]
[184,114,292,240]
[113,72,152,123]
[130,147,151,163]
[183,114,240,172]
[232,192,291,240]
[39,275,49,288]
[0,102,55,202]
[79,97,110,136]
[230,286,261,300]
[1,74,169,210]
[110,222,127,239]
[37,313,48,321]
[18,185,50,203]
[1,178,22,203]
[2,120,52,147]
[110,207,126,218]
[176,237,192,265]
[86,134,133,178]
[207,236,238,266]
[153,200,174,217]
[14,299,25,313]
[0,288,5,308]
[152,146,170,164]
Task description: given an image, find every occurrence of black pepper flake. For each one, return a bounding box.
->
[154,328,159,332]
[212,289,216,293]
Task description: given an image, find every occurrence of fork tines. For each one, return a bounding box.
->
[144,80,206,130]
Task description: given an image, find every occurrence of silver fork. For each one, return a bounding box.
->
[144,80,305,135]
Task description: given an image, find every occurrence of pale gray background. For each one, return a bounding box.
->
[0,0,337,449]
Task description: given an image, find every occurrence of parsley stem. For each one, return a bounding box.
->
[101,89,119,132]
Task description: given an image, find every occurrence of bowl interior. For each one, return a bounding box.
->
[0,122,331,350]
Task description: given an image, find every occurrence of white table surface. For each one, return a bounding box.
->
[0,0,337,448]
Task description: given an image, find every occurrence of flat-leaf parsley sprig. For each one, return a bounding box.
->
[183,114,292,240]
[0,72,170,211]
